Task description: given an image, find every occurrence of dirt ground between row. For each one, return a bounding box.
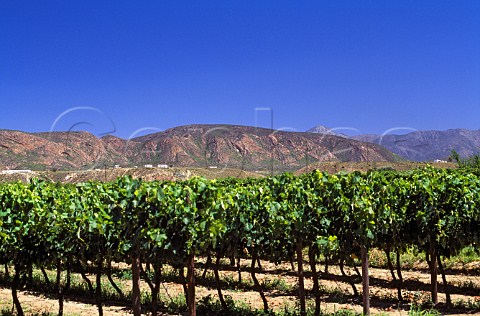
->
[0,258,479,315]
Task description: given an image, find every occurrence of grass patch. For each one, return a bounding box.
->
[366,246,479,271]
[453,297,480,310]
[0,310,55,316]
[408,305,440,316]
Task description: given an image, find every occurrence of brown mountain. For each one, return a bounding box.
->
[0,124,400,172]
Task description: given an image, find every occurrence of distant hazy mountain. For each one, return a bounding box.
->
[306,125,348,138]
[351,129,480,161]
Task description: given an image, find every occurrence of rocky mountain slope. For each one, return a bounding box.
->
[0,125,399,172]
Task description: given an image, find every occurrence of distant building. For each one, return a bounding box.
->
[208,166,218,169]
[158,164,169,168]
[433,159,448,163]
[144,164,153,168]
[1,169,32,175]
[114,165,120,168]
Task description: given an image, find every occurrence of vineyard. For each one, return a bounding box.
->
[0,167,479,315]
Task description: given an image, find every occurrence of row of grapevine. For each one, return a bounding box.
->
[0,167,479,315]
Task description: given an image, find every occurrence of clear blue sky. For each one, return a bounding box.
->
[1,1,479,138]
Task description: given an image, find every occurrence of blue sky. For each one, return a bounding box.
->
[1,1,479,138]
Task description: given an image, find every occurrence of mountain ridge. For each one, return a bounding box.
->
[0,124,399,171]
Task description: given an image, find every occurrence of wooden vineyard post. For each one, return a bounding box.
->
[361,245,370,316]
[187,252,196,316]
[296,237,306,316]
[430,242,438,305]
[132,245,142,316]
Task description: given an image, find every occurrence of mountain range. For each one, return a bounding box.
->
[307,125,480,161]
[0,124,398,172]
[3,123,478,172]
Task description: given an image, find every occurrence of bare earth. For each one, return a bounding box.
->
[1,257,479,315]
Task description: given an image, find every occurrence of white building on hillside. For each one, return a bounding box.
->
[1,169,32,175]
